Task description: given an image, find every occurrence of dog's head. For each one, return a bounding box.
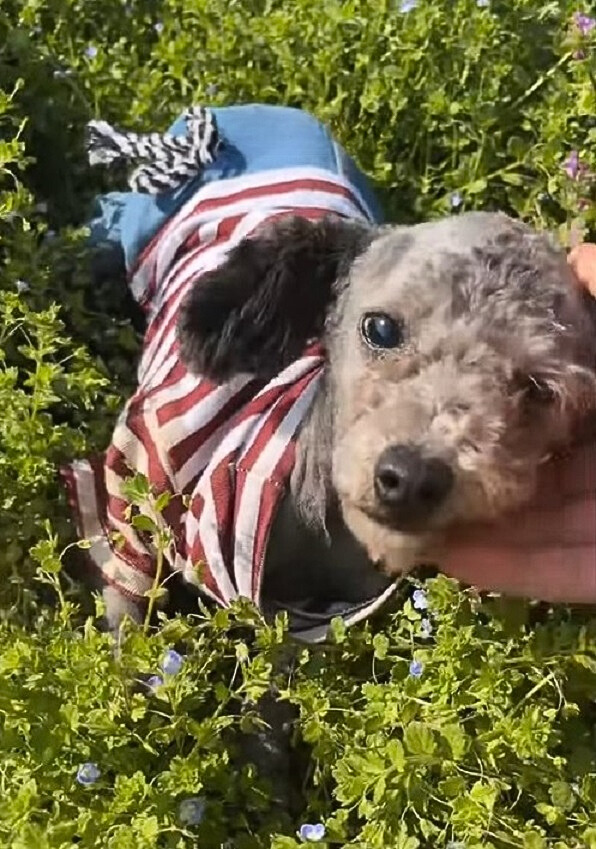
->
[177,211,596,573]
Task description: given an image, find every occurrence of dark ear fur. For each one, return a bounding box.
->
[177,214,373,381]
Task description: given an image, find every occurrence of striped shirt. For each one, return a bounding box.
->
[63,166,398,642]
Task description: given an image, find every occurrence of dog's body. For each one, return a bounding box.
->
[67,105,596,640]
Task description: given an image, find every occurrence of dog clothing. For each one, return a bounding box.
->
[63,105,397,642]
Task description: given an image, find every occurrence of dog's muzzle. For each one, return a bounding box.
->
[373,444,454,527]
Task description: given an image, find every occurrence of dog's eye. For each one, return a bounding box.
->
[515,373,556,405]
[360,313,405,350]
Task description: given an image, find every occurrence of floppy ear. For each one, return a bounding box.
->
[177,214,374,381]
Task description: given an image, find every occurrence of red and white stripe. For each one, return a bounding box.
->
[62,166,387,641]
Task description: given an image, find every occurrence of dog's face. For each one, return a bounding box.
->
[177,211,596,574]
[328,214,596,570]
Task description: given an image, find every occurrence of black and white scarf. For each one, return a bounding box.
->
[86,105,221,194]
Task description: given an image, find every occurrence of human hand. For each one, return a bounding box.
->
[442,441,596,603]
[569,243,596,296]
[441,242,596,603]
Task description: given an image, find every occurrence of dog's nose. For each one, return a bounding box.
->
[374,445,453,518]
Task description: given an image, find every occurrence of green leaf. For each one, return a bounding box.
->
[501,171,524,186]
[469,780,499,811]
[549,780,575,812]
[465,178,488,194]
[440,723,468,759]
[373,633,389,659]
[329,616,347,643]
[523,832,546,849]
[395,823,420,849]
[131,514,158,534]
[154,491,171,513]
[403,722,435,756]
[386,739,405,771]
[439,776,466,797]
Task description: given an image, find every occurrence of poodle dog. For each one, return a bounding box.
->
[65,104,596,815]
[68,104,596,639]
[178,211,596,610]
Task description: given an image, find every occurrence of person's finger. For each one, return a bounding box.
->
[446,489,596,548]
[568,243,596,296]
[442,543,596,604]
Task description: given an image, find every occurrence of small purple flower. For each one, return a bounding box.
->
[421,618,433,637]
[573,48,587,59]
[76,762,101,786]
[179,796,206,825]
[573,12,596,36]
[564,150,585,180]
[450,191,463,209]
[298,823,326,842]
[15,279,30,294]
[162,648,184,676]
[84,45,98,59]
[409,659,424,678]
[146,674,163,693]
[412,589,428,611]
[154,21,164,34]
[399,0,418,11]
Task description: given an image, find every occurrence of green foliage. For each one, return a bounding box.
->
[0,0,595,845]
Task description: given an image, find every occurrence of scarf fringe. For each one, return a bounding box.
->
[85,106,221,195]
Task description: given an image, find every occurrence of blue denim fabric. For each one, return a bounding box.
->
[87,104,384,271]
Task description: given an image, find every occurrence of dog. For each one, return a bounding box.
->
[179,210,596,595]
[65,104,596,640]
[64,104,596,816]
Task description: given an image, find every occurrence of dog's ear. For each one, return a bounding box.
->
[177,214,374,381]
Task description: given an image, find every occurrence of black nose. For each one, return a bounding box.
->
[374,445,454,520]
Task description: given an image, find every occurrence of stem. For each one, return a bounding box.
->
[143,531,165,633]
[509,50,573,110]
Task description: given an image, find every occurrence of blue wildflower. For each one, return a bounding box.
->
[450,191,463,209]
[146,674,163,693]
[399,0,418,11]
[84,45,98,59]
[409,659,424,678]
[412,588,428,610]
[421,618,433,637]
[76,762,101,786]
[162,648,184,676]
[298,823,326,842]
[179,796,206,826]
